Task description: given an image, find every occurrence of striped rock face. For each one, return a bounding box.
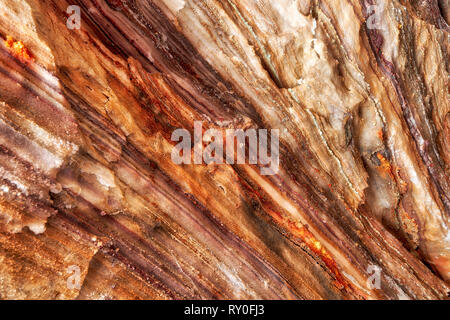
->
[0,0,448,299]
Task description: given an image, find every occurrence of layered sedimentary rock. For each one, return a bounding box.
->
[0,0,448,299]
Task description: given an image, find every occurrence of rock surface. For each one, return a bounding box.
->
[0,0,448,299]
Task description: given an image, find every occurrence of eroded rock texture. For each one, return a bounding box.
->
[0,0,448,300]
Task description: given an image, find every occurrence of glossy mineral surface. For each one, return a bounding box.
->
[0,0,448,299]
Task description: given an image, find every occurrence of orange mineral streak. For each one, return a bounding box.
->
[267,207,349,290]
[4,36,34,62]
[377,130,384,140]
[376,153,395,179]
[291,223,348,288]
